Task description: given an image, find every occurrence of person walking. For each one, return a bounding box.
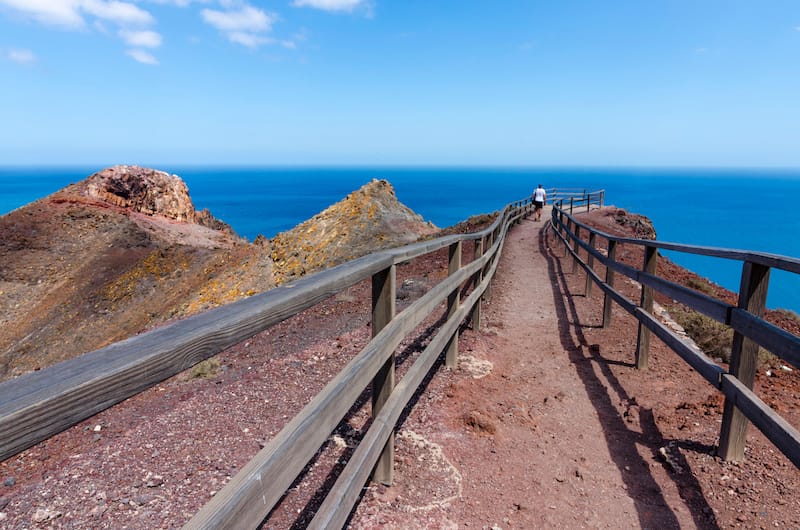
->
[532,184,547,221]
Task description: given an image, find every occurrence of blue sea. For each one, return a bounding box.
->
[1,166,799,312]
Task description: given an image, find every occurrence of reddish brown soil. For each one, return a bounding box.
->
[1,207,799,529]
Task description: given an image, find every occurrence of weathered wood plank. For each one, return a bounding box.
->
[567,225,731,324]
[634,307,725,387]
[603,240,617,328]
[729,309,800,369]
[720,374,800,468]
[446,241,462,368]
[0,252,395,462]
[585,232,596,297]
[563,211,800,275]
[371,265,396,485]
[719,262,771,462]
[185,245,492,529]
[471,237,484,330]
[308,273,492,529]
[635,245,658,370]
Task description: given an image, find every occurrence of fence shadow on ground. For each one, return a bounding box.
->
[539,222,720,530]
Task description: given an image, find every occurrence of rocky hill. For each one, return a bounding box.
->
[270,179,437,284]
[0,168,438,382]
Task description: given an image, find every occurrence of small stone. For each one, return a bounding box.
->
[3,478,14,487]
[93,425,102,432]
[145,474,164,488]
[0,497,8,509]
[133,494,156,506]
[32,508,60,523]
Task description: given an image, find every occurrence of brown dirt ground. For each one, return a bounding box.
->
[351,207,800,529]
[1,207,798,529]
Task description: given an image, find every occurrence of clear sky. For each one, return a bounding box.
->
[1,1,799,167]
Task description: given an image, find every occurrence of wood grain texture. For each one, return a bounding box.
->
[720,262,771,462]
[446,241,463,368]
[185,236,496,529]
[729,309,800,369]
[371,265,396,485]
[635,245,658,370]
[554,203,799,469]
[720,374,800,468]
[309,273,493,529]
[0,252,394,462]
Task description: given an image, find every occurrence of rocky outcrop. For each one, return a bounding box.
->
[0,167,274,381]
[0,171,443,380]
[270,179,437,284]
[80,165,197,222]
[613,208,656,240]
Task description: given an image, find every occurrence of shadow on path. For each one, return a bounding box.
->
[540,223,719,530]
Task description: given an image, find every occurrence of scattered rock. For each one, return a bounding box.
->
[145,473,164,488]
[463,410,497,435]
[3,478,14,488]
[32,507,61,523]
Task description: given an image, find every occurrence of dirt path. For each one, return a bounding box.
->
[352,211,706,529]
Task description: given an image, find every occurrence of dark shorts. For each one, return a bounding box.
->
[533,200,544,209]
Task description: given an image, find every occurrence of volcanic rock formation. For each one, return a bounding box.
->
[270,179,438,283]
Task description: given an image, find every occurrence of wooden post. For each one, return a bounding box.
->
[472,238,484,330]
[484,232,494,300]
[718,262,771,462]
[585,232,596,297]
[565,218,574,258]
[572,225,581,273]
[569,197,574,215]
[635,245,657,370]
[446,241,462,368]
[602,240,617,328]
[371,265,396,485]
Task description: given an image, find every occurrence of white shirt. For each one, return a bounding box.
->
[533,187,546,202]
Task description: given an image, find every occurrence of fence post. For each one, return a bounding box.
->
[572,225,581,273]
[484,232,494,300]
[635,245,657,370]
[569,197,574,215]
[585,232,596,297]
[446,241,462,368]
[565,214,572,256]
[718,262,771,462]
[472,237,484,330]
[371,265,396,485]
[602,240,617,328]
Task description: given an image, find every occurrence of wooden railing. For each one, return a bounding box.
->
[550,193,800,469]
[0,194,538,528]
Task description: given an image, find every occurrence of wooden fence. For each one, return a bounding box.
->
[550,191,800,469]
[0,193,540,528]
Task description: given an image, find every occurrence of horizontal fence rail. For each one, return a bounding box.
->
[0,192,536,528]
[549,194,800,468]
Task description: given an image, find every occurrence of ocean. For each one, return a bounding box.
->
[1,166,799,312]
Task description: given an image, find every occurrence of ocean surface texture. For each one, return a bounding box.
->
[1,167,798,312]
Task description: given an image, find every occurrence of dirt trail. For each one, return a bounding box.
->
[352,210,706,528]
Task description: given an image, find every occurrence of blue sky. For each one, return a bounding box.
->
[1,0,799,167]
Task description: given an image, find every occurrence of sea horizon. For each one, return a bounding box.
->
[2,165,799,312]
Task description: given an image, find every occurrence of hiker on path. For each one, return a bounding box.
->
[532,184,546,221]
